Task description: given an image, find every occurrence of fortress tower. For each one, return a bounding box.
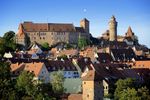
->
[80,18,89,33]
[109,16,118,41]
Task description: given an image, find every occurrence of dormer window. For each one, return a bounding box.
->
[103,60,106,63]
[106,66,109,70]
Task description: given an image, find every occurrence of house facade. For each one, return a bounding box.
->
[10,62,50,83]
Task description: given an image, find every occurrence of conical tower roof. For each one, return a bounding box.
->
[126,26,134,37]
[127,26,133,33]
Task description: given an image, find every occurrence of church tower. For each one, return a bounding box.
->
[109,16,118,41]
[80,18,89,33]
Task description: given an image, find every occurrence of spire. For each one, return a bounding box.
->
[126,26,134,37]
[127,26,133,33]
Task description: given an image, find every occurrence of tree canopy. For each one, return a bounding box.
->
[0,31,16,56]
[0,61,57,100]
[114,78,150,100]
[51,71,65,95]
[0,62,18,99]
[16,71,36,98]
[78,37,89,49]
[41,42,50,51]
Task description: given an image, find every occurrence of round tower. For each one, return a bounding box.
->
[109,16,117,41]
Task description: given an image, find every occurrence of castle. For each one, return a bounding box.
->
[16,18,90,47]
[101,16,138,46]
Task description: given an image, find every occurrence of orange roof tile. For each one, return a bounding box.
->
[22,22,75,32]
[10,62,44,77]
[24,62,44,76]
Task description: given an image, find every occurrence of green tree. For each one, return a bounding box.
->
[114,78,150,100]
[137,86,150,100]
[78,37,88,49]
[3,31,15,41]
[57,54,68,60]
[16,71,37,98]
[119,88,140,100]
[65,43,74,49]
[42,42,50,51]
[51,71,65,95]
[0,62,19,99]
[114,78,136,100]
[1,31,17,53]
[0,38,6,57]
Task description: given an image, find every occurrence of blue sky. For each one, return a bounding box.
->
[0,0,150,47]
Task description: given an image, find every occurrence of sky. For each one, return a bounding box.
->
[0,0,150,47]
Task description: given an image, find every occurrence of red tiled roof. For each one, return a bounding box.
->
[133,60,150,69]
[10,62,44,77]
[21,22,76,32]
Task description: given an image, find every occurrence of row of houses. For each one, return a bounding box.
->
[7,55,150,99]
[2,41,150,100]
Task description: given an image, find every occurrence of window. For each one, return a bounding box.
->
[87,94,89,98]
[43,37,45,39]
[68,71,70,74]
[84,82,86,84]
[99,82,101,84]
[34,37,36,39]
[53,67,55,70]
[105,86,108,89]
